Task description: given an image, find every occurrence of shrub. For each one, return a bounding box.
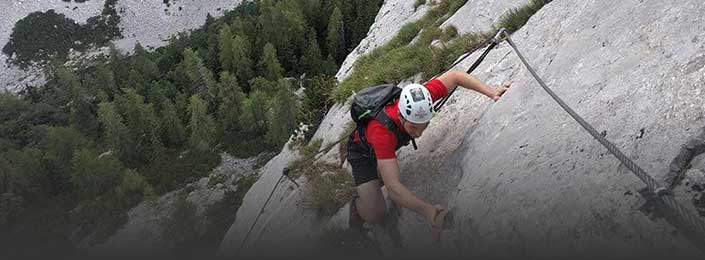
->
[414,0,427,11]
[160,195,201,250]
[116,169,155,207]
[306,164,355,218]
[70,149,124,197]
[440,25,459,42]
[288,138,354,218]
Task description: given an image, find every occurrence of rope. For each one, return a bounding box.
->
[434,29,504,112]
[501,30,705,253]
[236,173,286,255]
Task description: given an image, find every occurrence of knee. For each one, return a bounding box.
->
[361,206,386,225]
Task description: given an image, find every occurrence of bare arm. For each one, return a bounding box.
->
[377,158,436,221]
[436,70,511,101]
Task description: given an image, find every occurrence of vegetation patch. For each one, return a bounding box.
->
[2,0,121,67]
[333,0,551,102]
[289,139,355,218]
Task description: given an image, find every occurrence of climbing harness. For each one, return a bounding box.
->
[491,28,705,254]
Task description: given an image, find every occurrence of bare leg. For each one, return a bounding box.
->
[355,180,386,225]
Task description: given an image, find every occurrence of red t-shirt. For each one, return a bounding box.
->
[353,79,448,159]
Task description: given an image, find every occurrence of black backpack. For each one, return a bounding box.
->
[350,84,415,150]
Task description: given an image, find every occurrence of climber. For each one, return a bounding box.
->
[346,69,512,241]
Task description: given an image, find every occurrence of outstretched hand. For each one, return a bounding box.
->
[491,80,513,101]
[428,204,447,242]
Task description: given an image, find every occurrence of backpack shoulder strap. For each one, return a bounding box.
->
[372,109,409,143]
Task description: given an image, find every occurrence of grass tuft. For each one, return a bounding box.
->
[332,0,550,102]
[288,138,355,218]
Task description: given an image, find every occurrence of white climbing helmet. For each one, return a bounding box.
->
[398,83,434,124]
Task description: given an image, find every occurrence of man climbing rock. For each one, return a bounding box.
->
[346,70,512,241]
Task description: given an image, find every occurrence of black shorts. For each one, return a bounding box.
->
[347,134,384,187]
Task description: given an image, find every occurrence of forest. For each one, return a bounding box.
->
[0,0,382,255]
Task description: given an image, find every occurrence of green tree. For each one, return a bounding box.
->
[187,95,218,153]
[248,77,277,94]
[159,99,186,147]
[230,35,254,89]
[97,101,131,163]
[129,43,160,98]
[301,74,336,126]
[217,72,245,129]
[1,147,48,201]
[326,7,345,63]
[108,45,130,88]
[87,63,118,102]
[265,81,298,147]
[115,89,163,165]
[217,72,246,150]
[300,29,323,75]
[322,54,338,75]
[53,64,101,139]
[173,48,216,96]
[258,43,284,81]
[20,126,92,195]
[71,148,124,197]
[238,91,269,153]
[218,24,235,73]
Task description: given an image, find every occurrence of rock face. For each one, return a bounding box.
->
[434,0,705,258]
[440,0,529,34]
[112,0,244,52]
[221,0,705,259]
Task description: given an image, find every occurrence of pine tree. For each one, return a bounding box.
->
[248,77,277,94]
[115,89,163,165]
[174,48,216,96]
[301,29,323,75]
[71,148,124,197]
[93,63,117,102]
[187,95,217,153]
[231,35,254,89]
[322,54,338,75]
[326,7,345,63]
[349,0,382,50]
[53,65,100,139]
[69,92,100,140]
[159,99,186,147]
[217,72,246,151]
[108,45,129,88]
[217,72,245,132]
[258,43,284,81]
[265,81,298,147]
[239,90,269,153]
[218,24,235,73]
[97,101,131,163]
